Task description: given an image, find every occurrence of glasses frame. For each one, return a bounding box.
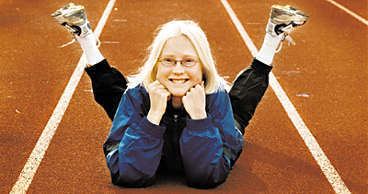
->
[158,57,199,68]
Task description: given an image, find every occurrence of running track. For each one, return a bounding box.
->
[0,0,367,193]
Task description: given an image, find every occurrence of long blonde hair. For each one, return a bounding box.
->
[127,20,229,93]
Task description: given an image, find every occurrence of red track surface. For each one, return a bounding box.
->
[0,0,366,193]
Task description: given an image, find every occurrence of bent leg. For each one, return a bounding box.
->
[229,58,272,135]
[229,3,310,134]
[76,33,127,121]
[85,60,127,121]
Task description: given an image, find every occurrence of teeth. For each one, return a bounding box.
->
[171,79,186,83]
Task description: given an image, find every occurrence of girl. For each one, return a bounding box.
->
[52,3,307,188]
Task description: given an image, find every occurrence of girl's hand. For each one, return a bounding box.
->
[147,81,171,125]
[182,82,207,120]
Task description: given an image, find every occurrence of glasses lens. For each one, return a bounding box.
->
[182,58,196,67]
[161,58,175,66]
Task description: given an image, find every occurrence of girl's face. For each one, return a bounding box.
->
[156,35,203,97]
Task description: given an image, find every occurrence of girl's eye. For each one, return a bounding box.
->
[164,58,175,63]
[183,58,194,63]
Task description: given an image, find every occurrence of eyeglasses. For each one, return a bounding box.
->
[159,57,198,67]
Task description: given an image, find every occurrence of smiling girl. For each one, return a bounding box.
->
[52,3,308,188]
[98,21,241,188]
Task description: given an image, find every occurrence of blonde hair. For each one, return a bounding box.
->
[127,20,229,93]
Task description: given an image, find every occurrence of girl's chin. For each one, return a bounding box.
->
[170,93,186,97]
[167,89,189,97]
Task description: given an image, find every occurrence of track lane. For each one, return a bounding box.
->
[228,0,367,193]
[26,0,333,193]
[0,1,108,193]
[0,1,100,193]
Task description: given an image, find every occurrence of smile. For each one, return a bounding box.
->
[169,78,189,84]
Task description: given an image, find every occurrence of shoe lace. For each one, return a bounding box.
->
[275,24,296,53]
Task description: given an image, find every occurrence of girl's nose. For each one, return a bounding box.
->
[172,62,185,74]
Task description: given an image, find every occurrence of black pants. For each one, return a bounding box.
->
[85,58,271,135]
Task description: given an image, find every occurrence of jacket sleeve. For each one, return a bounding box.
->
[103,88,166,187]
[85,59,127,121]
[179,91,244,188]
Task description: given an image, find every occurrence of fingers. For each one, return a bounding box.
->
[183,83,205,103]
[147,81,171,121]
[148,81,170,97]
[184,83,205,104]
[148,80,164,89]
[182,82,207,119]
[186,82,205,95]
[149,80,165,91]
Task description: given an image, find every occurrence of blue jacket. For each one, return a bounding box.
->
[103,85,244,188]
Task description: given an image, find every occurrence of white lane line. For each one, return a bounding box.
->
[9,0,116,193]
[220,0,351,194]
[325,0,368,26]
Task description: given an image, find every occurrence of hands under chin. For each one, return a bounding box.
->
[147,81,207,125]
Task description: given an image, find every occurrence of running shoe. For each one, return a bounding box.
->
[266,5,309,51]
[51,2,92,37]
